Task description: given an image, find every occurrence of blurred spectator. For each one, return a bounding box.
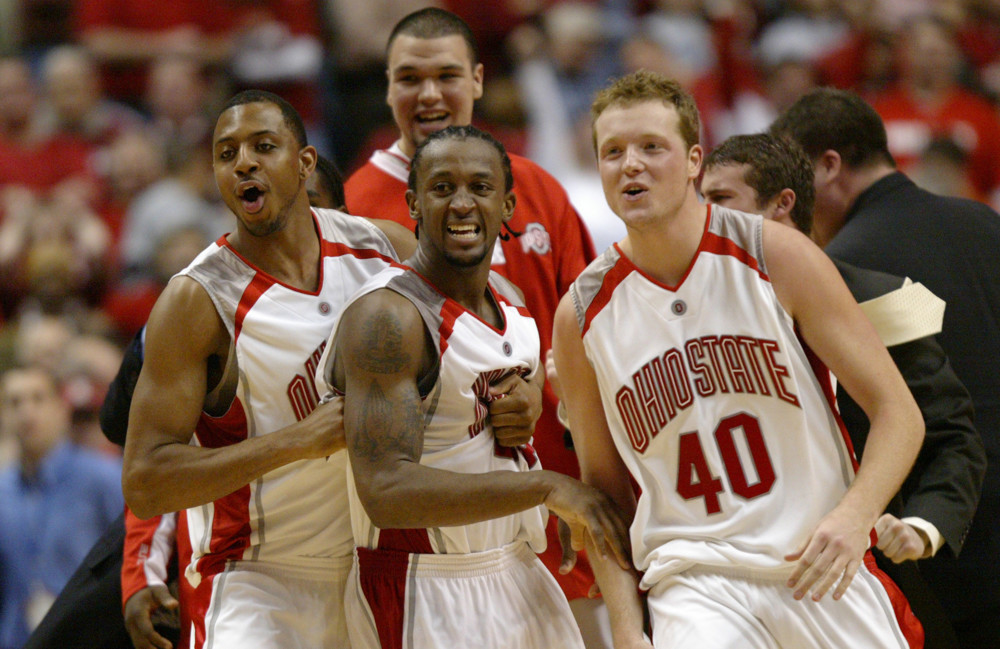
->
[118,140,231,280]
[0,186,111,321]
[74,0,229,108]
[144,54,217,154]
[956,0,1000,98]
[512,2,622,174]
[0,363,123,649]
[870,13,1000,204]
[909,136,981,201]
[36,45,145,150]
[755,0,853,68]
[93,129,167,253]
[102,224,211,339]
[6,314,75,376]
[640,0,717,81]
[0,55,94,214]
[219,0,325,142]
[444,0,539,78]
[320,0,432,170]
[59,333,123,455]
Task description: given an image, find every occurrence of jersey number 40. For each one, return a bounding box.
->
[677,412,776,515]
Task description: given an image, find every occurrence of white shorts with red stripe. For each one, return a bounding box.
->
[188,557,352,649]
[345,541,585,649]
[646,553,923,648]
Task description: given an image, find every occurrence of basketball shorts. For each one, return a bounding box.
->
[345,541,585,649]
[188,557,352,649]
[646,553,923,648]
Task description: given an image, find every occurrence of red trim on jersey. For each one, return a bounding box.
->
[234,272,272,344]
[357,547,410,649]
[377,528,434,554]
[584,206,771,334]
[701,232,768,281]
[319,237,397,265]
[864,552,925,648]
[192,397,253,579]
[581,256,636,337]
[221,211,401,300]
[188,570,218,649]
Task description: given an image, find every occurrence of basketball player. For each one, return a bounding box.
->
[551,71,926,648]
[120,92,540,648]
[343,10,604,632]
[319,126,630,649]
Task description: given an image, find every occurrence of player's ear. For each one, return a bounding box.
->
[502,192,516,223]
[773,188,796,221]
[687,144,703,179]
[405,189,419,222]
[299,146,317,181]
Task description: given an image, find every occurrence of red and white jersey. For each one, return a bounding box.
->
[178,208,397,585]
[346,141,598,598]
[569,205,859,588]
[317,266,547,555]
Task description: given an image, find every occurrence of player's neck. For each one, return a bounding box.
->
[620,191,706,286]
[229,204,322,292]
[409,251,498,325]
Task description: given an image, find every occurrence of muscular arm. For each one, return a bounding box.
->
[765,221,924,599]
[337,289,629,561]
[122,276,344,519]
[552,295,651,649]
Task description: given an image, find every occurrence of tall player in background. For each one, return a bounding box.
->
[552,71,925,648]
[321,125,629,649]
[342,9,605,640]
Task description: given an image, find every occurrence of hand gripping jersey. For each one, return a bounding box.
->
[318,265,547,555]
[569,205,859,589]
[177,208,397,585]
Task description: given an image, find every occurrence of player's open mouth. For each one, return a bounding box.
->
[417,111,448,124]
[623,184,646,198]
[240,185,265,214]
[447,223,480,239]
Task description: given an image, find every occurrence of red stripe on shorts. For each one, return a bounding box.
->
[864,551,925,648]
[357,547,412,649]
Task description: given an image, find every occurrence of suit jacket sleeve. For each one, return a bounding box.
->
[887,334,985,556]
[833,259,986,556]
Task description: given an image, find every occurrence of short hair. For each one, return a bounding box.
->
[387,8,479,66]
[314,155,346,210]
[408,125,513,194]
[769,87,894,168]
[704,133,816,234]
[220,90,307,149]
[591,70,701,151]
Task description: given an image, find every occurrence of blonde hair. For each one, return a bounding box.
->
[591,70,701,151]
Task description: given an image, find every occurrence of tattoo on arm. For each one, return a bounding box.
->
[359,313,409,374]
[349,309,425,464]
[353,380,424,462]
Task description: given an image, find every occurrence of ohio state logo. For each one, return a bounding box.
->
[519,223,551,255]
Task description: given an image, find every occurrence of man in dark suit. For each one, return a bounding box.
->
[771,88,1000,649]
[700,132,987,649]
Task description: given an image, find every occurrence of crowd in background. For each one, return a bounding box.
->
[1,0,999,641]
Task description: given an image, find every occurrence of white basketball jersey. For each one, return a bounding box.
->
[318,266,547,555]
[179,208,397,585]
[569,205,859,588]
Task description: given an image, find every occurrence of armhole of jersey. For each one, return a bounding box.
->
[204,336,238,417]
